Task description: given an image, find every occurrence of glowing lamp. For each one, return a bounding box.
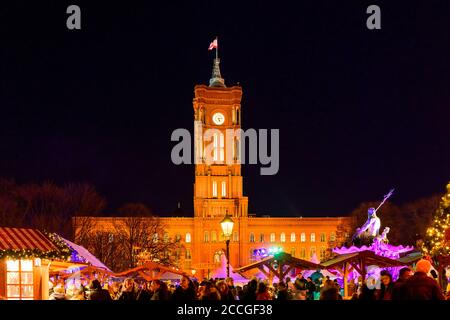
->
[220,214,234,238]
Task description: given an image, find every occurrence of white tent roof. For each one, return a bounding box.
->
[62,238,111,272]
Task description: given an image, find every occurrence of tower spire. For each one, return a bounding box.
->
[209,37,226,88]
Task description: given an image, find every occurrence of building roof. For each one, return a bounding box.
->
[0,227,57,252]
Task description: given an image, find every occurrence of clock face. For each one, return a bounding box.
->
[212,112,225,125]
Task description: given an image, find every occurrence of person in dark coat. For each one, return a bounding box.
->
[151,280,169,300]
[378,270,394,300]
[320,280,339,300]
[306,277,316,300]
[392,267,413,300]
[171,275,197,301]
[241,279,257,301]
[276,282,289,300]
[136,282,153,301]
[400,259,445,300]
[116,278,137,301]
[87,280,111,301]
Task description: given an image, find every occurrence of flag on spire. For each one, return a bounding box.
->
[208,38,218,50]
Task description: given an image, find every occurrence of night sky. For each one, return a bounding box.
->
[0,1,449,217]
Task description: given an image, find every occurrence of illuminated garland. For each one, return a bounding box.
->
[0,231,72,261]
[422,181,450,257]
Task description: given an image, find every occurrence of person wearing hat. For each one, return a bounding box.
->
[400,259,445,300]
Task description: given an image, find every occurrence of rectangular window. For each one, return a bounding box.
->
[330,232,336,242]
[213,133,218,161]
[249,233,255,243]
[6,260,34,300]
[186,249,192,260]
[219,133,225,162]
[310,247,316,258]
[204,231,209,242]
[221,181,226,197]
[300,233,306,242]
[290,233,296,242]
[212,181,217,197]
[260,234,265,243]
[310,233,316,243]
[211,231,217,242]
[270,233,276,243]
[320,233,326,242]
[233,231,239,242]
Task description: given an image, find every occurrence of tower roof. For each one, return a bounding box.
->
[209,58,226,88]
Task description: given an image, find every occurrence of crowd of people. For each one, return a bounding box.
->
[46,259,449,301]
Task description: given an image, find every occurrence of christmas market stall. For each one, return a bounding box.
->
[114,261,188,282]
[233,252,322,284]
[0,227,85,300]
[50,238,113,284]
[320,250,406,298]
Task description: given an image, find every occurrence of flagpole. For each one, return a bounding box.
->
[216,36,218,60]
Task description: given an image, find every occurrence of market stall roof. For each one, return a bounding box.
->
[396,251,423,265]
[234,252,322,282]
[235,252,322,274]
[0,227,57,252]
[61,238,111,271]
[114,261,188,281]
[321,250,406,270]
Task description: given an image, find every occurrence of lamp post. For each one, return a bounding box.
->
[220,213,234,278]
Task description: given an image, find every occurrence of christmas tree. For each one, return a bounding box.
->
[422,181,450,257]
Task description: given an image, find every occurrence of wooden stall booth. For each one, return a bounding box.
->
[0,227,83,300]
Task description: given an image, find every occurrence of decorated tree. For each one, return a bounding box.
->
[422,182,450,257]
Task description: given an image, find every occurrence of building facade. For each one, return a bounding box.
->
[74,55,353,277]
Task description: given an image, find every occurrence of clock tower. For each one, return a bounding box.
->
[192,56,248,219]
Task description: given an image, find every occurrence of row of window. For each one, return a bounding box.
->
[211,181,227,198]
[203,231,239,242]
[170,231,336,244]
[249,232,335,243]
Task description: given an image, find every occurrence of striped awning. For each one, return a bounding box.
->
[0,227,58,251]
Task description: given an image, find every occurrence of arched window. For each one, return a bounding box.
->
[320,233,326,242]
[211,231,217,242]
[260,233,265,242]
[320,247,326,260]
[300,233,306,242]
[233,231,239,242]
[213,251,223,263]
[249,233,255,243]
[203,231,209,242]
[185,233,191,243]
[300,247,306,258]
[330,232,336,242]
[280,233,286,243]
[270,233,276,243]
[290,232,296,242]
[290,247,296,257]
[310,233,316,243]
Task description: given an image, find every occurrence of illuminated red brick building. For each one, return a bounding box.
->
[75,55,353,278]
